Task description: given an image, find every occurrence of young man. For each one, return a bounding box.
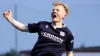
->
[3,1,74,56]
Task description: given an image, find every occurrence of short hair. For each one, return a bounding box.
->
[53,1,69,15]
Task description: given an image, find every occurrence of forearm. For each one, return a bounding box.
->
[66,51,73,56]
[7,17,28,32]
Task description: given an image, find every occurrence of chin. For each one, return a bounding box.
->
[52,19,59,23]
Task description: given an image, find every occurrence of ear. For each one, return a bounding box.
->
[63,15,66,19]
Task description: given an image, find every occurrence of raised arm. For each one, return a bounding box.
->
[3,10,28,32]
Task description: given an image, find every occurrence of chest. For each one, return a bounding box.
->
[38,24,69,43]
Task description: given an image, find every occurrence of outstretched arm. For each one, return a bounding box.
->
[3,10,28,32]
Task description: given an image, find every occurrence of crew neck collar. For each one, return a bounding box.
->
[51,23,66,29]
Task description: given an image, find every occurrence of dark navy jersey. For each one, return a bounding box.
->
[28,21,74,56]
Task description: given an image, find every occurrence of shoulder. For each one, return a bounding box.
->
[64,26,72,34]
[64,26,74,37]
[38,21,50,23]
[38,21,51,25]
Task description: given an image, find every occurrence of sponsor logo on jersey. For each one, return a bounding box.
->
[41,32,63,43]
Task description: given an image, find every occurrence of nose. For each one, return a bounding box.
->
[53,9,57,13]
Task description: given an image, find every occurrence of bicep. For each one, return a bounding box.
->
[22,25,29,32]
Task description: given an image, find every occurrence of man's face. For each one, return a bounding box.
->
[51,5,66,22]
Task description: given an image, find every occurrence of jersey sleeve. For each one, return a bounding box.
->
[28,22,39,33]
[65,33,74,51]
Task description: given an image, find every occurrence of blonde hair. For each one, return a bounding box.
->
[53,1,69,15]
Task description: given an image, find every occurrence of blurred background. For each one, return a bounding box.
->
[0,0,100,56]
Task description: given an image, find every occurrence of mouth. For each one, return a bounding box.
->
[52,13,57,18]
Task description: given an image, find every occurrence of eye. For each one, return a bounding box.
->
[52,9,55,12]
[52,9,59,12]
[56,9,59,12]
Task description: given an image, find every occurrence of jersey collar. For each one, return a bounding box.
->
[51,23,66,29]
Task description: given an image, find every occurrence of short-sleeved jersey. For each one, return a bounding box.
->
[28,21,74,56]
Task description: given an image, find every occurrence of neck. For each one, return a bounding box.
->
[52,21,63,27]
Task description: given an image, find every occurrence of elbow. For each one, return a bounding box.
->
[20,29,28,32]
[20,30,25,32]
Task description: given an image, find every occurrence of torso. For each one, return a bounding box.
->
[30,21,71,56]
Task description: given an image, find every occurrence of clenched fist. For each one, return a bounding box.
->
[3,10,12,20]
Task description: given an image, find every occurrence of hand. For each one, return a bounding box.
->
[3,10,12,20]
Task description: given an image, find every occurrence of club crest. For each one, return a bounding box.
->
[60,31,65,37]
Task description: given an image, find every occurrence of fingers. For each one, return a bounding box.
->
[3,11,8,15]
[3,10,12,15]
[3,10,12,19]
[8,10,12,13]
